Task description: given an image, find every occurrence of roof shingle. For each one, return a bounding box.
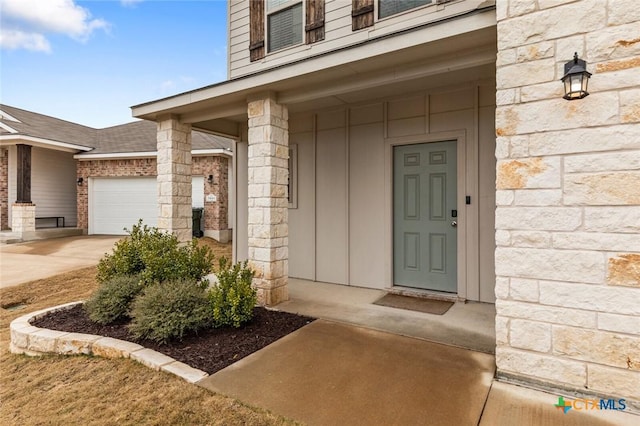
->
[0,104,232,154]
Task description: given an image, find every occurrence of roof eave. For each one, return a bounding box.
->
[0,135,93,152]
[74,148,232,160]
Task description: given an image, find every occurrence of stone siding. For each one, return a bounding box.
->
[496,0,640,406]
[76,156,229,235]
[1,148,8,230]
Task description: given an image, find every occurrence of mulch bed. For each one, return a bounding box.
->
[32,304,314,375]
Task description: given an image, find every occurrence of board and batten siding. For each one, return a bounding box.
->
[228,0,489,79]
[235,83,496,302]
[7,146,77,228]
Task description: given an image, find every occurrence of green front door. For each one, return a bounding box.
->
[393,141,457,292]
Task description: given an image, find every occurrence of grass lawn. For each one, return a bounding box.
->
[0,239,295,425]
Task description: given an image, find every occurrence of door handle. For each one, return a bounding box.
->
[451,221,457,227]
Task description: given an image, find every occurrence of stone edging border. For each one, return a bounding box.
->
[9,301,209,384]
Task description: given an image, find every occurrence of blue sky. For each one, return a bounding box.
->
[0,0,228,128]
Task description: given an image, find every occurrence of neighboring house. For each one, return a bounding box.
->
[0,104,233,242]
[129,0,637,411]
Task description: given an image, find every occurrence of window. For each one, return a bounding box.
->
[378,0,431,19]
[267,0,303,52]
[288,144,298,209]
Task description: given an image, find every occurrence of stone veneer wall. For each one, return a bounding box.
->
[495,0,640,407]
[76,156,228,234]
[0,148,8,230]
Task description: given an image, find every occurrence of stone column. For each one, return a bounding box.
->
[157,115,192,243]
[12,203,35,235]
[247,94,289,306]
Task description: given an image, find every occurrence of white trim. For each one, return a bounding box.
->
[384,130,467,299]
[132,12,496,120]
[193,148,233,157]
[0,109,21,122]
[288,144,298,208]
[75,148,233,160]
[76,151,157,160]
[0,135,93,152]
[266,0,305,54]
[0,121,18,133]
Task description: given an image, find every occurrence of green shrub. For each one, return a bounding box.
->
[84,274,143,324]
[209,258,257,328]
[96,220,214,286]
[128,279,211,344]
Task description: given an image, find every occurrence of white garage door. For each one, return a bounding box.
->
[90,176,204,235]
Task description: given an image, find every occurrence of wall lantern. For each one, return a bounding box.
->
[207,174,214,184]
[561,52,592,100]
[77,177,84,186]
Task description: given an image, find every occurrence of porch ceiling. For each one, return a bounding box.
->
[132,25,496,137]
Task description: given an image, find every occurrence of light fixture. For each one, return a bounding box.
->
[561,52,592,100]
[77,177,83,186]
[207,174,214,184]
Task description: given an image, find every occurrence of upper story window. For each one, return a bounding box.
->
[378,0,432,19]
[267,0,303,52]
[249,0,325,62]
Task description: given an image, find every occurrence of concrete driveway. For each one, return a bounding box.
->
[0,236,121,288]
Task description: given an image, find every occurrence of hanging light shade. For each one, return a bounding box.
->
[561,52,592,100]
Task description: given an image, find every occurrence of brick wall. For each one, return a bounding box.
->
[77,156,229,233]
[0,148,8,230]
[495,0,640,407]
[193,156,229,231]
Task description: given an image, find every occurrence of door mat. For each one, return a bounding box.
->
[373,294,454,315]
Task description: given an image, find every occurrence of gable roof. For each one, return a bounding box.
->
[0,104,97,150]
[0,104,232,155]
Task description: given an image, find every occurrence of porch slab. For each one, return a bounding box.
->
[276,278,496,354]
[198,320,496,426]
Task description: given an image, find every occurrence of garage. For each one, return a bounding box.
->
[89,176,204,235]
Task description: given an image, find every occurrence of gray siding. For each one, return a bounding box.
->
[229,0,489,78]
[235,82,497,302]
[8,147,78,228]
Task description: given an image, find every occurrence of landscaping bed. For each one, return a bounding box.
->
[32,303,314,375]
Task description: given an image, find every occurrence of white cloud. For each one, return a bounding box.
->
[121,0,144,7]
[0,29,51,52]
[0,0,109,52]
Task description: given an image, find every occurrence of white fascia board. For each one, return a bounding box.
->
[192,148,233,157]
[0,135,93,152]
[74,151,157,160]
[0,109,21,122]
[75,148,232,160]
[0,121,18,133]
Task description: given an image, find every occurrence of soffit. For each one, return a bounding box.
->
[133,17,497,135]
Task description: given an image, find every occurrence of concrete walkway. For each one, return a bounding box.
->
[200,320,495,425]
[0,235,120,288]
[199,319,638,425]
[199,280,639,425]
